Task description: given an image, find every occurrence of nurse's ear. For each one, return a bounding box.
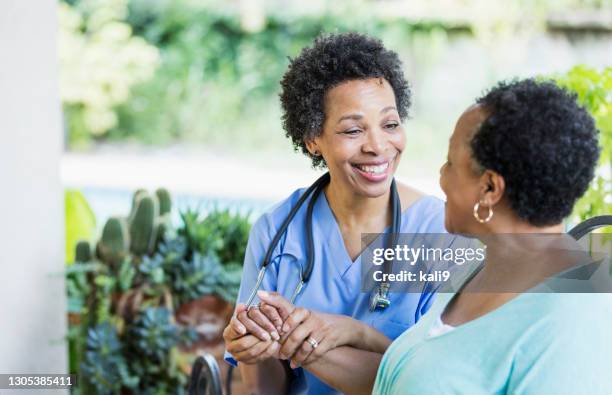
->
[305,138,322,157]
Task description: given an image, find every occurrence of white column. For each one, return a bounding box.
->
[0,0,67,386]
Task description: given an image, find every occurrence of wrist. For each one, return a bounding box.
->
[337,315,364,348]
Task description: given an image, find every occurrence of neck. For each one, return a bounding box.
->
[324,177,392,229]
[474,218,567,290]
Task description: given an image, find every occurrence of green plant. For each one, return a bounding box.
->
[65,190,96,264]
[180,208,251,266]
[167,249,241,306]
[66,188,251,394]
[94,188,172,266]
[555,66,611,222]
[80,322,137,394]
[58,0,159,146]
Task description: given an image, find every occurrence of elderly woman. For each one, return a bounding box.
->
[222,33,453,394]
[373,79,612,394]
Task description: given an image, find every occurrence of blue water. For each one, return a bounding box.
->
[80,187,274,229]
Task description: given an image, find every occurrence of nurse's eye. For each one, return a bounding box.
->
[384,122,399,130]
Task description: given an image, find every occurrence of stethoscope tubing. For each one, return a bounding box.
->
[245,172,399,310]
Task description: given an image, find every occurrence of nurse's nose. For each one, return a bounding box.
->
[362,128,386,155]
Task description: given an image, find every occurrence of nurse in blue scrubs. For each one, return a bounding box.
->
[223,32,450,394]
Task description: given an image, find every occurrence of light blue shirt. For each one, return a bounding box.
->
[225,187,449,394]
[374,290,612,394]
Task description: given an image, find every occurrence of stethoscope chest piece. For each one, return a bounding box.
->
[245,172,400,313]
[369,282,391,311]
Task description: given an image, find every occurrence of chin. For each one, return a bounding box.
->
[444,221,454,234]
[356,177,393,198]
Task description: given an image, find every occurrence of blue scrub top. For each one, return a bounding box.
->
[225,186,450,394]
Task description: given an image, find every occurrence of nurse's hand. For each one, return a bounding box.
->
[256,291,354,368]
[223,304,281,364]
[234,303,281,342]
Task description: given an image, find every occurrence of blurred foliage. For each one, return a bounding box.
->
[58,0,159,146]
[555,66,611,222]
[180,208,251,267]
[59,0,610,151]
[109,0,455,148]
[65,188,250,394]
[65,190,96,264]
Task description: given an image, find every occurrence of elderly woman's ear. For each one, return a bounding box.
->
[478,169,505,207]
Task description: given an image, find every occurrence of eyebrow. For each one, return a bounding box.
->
[337,114,362,123]
[336,106,398,124]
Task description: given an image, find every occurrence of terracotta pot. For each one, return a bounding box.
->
[175,295,234,351]
[67,312,81,326]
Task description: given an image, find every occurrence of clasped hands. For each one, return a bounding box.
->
[223,290,348,369]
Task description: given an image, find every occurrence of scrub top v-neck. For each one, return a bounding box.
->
[225,186,451,395]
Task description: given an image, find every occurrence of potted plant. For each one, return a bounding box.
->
[65,189,250,394]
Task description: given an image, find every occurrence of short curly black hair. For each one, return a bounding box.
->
[279,32,411,168]
[470,79,600,226]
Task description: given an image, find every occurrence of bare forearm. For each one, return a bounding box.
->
[347,318,391,354]
[303,346,383,395]
[238,358,290,395]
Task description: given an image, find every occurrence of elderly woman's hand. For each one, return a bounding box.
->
[256,291,355,368]
[223,304,281,364]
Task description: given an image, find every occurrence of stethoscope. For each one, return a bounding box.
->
[245,172,401,311]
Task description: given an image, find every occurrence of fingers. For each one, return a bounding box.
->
[302,334,332,366]
[231,304,248,335]
[290,332,326,369]
[259,303,284,332]
[260,340,281,361]
[279,312,314,360]
[232,338,273,363]
[226,334,261,355]
[223,305,249,341]
[247,306,280,340]
[237,309,271,342]
[280,307,310,341]
[257,291,295,320]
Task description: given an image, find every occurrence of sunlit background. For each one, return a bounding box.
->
[60,0,611,222]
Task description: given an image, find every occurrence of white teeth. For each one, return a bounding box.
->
[357,162,389,174]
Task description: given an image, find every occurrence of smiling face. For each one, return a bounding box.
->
[307,78,406,198]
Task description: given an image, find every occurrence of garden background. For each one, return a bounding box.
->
[0,0,610,394]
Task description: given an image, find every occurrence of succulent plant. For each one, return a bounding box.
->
[75,240,93,263]
[97,217,130,265]
[139,255,165,285]
[87,189,173,270]
[179,208,250,266]
[81,322,139,394]
[67,190,251,394]
[129,192,158,256]
[155,188,172,216]
[130,308,180,361]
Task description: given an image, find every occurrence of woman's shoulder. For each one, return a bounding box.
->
[397,181,444,213]
[396,181,446,233]
[251,187,309,237]
[520,292,612,324]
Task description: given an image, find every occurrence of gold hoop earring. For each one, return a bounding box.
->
[473,202,493,223]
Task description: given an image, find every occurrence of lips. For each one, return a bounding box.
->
[354,162,389,174]
[351,158,393,182]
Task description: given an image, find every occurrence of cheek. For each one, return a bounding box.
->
[391,130,406,152]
